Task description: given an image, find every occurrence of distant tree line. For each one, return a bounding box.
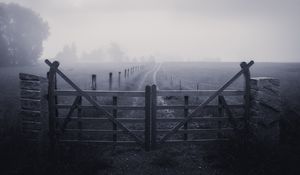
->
[55,42,156,63]
[0,3,49,66]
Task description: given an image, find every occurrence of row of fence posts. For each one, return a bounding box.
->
[90,65,144,91]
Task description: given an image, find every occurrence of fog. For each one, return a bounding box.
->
[3,0,300,62]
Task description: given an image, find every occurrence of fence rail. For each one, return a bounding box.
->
[19,60,257,152]
[55,89,244,97]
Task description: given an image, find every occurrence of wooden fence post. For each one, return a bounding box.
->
[151,85,157,150]
[184,96,189,140]
[179,80,182,90]
[145,85,151,151]
[91,74,97,100]
[118,72,121,89]
[124,69,127,79]
[109,72,112,90]
[47,61,59,155]
[92,74,97,90]
[112,96,117,142]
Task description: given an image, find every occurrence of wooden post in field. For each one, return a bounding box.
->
[184,96,189,140]
[92,74,97,90]
[91,74,97,100]
[109,72,112,90]
[179,80,182,90]
[217,95,224,138]
[124,69,127,79]
[47,61,59,156]
[118,72,121,89]
[145,85,151,151]
[112,96,117,142]
[151,85,157,150]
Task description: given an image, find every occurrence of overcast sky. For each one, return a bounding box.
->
[2,0,300,62]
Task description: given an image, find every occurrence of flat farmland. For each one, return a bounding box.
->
[1,61,300,175]
[1,61,300,130]
[156,62,300,111]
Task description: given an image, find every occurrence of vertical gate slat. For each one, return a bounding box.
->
[77,96,82,140]
[184,96,189,141]
[217,95,224,138]
[113,96,117,142]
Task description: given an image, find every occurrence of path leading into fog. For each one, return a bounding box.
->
[132,62,174,117]
[136,63,162,90]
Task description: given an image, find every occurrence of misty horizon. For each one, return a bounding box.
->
[2,0,300,63]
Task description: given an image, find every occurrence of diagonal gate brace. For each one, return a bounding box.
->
[159,60,254,143]
[45,59,144,146]
[60,96,81,133]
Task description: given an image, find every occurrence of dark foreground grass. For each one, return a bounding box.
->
[204,107,300,175]
[1,107,300,175]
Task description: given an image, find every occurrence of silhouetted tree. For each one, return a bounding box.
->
[0,3,49,66]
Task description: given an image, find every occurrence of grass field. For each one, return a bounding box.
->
[1,61,300,175]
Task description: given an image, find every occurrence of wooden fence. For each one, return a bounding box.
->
[20,60,258,151]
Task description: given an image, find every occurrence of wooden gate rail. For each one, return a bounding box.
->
[55,89,244,97]
[40,59,255,151]
[45,59,144,146]
[158,60,254,144]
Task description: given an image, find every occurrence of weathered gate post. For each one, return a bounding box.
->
[47,61,59,155]
[145,85,151,151]
[240,62,251,129]
[151,85,157,150]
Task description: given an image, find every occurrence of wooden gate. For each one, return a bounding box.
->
[150,61,254,149]
[27,59,254,151]
[45,60,149,150]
